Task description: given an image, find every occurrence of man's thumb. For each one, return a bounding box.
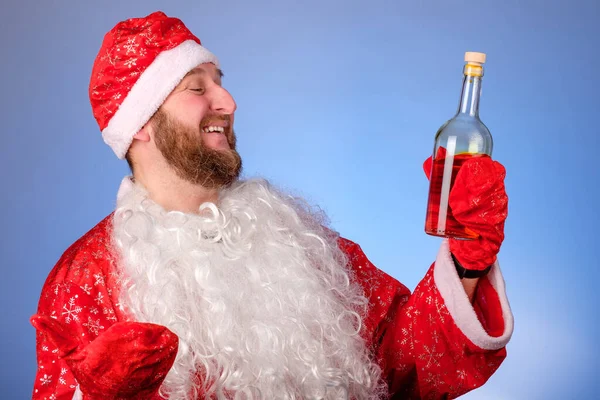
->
[31,315,81,358]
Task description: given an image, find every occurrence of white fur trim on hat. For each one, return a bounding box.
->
[101,40,219,159]
[433,239,514,350]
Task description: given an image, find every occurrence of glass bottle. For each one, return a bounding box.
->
[424,51,493,240]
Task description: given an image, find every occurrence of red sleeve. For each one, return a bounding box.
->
[339,237,513,400]
[32,236,121,399]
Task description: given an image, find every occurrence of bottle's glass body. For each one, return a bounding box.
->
[425,57,493,240]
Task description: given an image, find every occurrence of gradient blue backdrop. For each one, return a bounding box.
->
[1,0,598,398]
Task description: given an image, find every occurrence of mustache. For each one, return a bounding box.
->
[199,113,231,127]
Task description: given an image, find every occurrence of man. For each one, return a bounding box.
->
[31,11,513,400]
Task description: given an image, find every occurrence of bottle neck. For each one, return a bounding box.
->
[457,64,483,117]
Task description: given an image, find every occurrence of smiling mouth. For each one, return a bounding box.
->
[202,125,226,133]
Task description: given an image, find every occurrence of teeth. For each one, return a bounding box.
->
[203,126,225,133]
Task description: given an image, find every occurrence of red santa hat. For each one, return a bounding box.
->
[89,11,219,159]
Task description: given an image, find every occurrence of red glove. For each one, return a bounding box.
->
[423,152,508,271]
[30,315,178,400]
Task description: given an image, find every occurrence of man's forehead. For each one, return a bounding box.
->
[184,64,224,79]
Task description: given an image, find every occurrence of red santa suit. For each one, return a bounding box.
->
[31,11,513,400]
[31,177,513,399]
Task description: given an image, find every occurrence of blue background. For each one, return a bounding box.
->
[1,0,598,398]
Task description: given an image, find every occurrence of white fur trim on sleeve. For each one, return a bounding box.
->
[433,239,514,351]
[102,40,219,159]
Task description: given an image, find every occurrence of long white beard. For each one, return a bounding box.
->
[111,178,386,399]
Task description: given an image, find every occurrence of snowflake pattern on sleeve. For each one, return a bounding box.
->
[32,215,127,400]
[338,237,510,400]
[32,216,510,399]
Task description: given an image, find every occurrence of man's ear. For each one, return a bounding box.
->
[133,124,151,142]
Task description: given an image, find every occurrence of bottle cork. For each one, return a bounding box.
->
[465,52,486,65]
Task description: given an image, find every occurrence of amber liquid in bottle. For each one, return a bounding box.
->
[425,52,493,240]
[425,153,486,239]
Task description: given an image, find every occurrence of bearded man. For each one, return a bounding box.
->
[31,11,513,400]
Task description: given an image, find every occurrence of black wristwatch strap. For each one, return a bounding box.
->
[451,252,492,279]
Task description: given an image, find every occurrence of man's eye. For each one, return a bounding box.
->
[191,88,205,93]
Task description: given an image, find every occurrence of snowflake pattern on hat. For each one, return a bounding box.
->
[89,11,219,159]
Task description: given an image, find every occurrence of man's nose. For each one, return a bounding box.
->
[210,86,237,115]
